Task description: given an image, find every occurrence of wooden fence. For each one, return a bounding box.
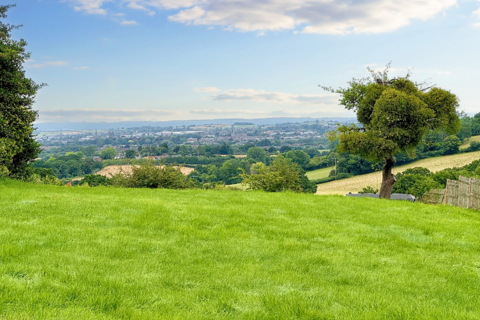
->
[422,176,480,210]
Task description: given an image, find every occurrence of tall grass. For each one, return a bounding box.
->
[1,179,480,319]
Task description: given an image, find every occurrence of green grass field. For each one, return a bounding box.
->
[1,179,480,319]
[306,167,333,180]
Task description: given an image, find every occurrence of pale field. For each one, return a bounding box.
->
[96,165,194,177]
[306,166,333,180]
[316,151,480,195]
[460,135,480,149]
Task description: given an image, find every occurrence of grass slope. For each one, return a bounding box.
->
[306,167,333,180]
[317,150,480,195]
[460,135,480,149]
[1,180,480,319]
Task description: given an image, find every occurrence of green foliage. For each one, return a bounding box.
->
[393,174,441,198]
[442,135,461,155]
[457,117,472,141]
[285,150,310,169]
[25,172,63,186]
[0,5,43,177]
[111,162,196,189]
[79,174,111,187]
[323,65,460,198]
[325,67,460,162]
[241,155,315,193]
[100,147,116,160]
[31,152,102,179]
[472,113,480,135]
[80,146,96,157]
[359,186,379,194]
[279,145,292,153]
[392,161,480,197]
[464,141,480,152]
[247,147,267,163]
[124,149,136,159]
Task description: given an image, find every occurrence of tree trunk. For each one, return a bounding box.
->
[379,157,396,199]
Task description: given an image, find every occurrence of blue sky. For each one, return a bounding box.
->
[8,0,480,122]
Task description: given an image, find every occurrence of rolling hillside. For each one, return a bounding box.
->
[1,179,480,319]
[460,135,480,149]
[316,150,480,195]
[305,166,333,180]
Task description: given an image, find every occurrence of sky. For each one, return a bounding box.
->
[7,0,480,123]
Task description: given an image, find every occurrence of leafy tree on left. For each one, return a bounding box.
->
[0,4,43,178]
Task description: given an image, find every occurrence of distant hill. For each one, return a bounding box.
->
[316,150,480,195]
[35,117,356,131]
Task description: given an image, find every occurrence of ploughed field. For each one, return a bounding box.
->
[1,179,480,319]
[316,150,480,195]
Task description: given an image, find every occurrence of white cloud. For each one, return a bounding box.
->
[64,0,456,34]
[190,109,268,115]
[69,0,110,15]
[189,108,348,117]
[126,1,146,10]
[27,64,46,69]
[208,89,338,105]
[38,109,182,122]
[474,4,480,26]
[437,71,451,75]
[26,61,68,68]
[46,61,68,66]
[121,20,138,25]
[74,66,89,70]
[194,87,221,93]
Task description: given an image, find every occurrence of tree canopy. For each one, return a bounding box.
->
[0,5,42,178]
[322,64,460,198]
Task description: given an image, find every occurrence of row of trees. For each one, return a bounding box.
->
[77,157,316,194]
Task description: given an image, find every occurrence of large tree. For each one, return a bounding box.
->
[322,65,460,199]
[0,4,42,178]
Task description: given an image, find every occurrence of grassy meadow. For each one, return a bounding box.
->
[317,150,480,195]
[1,179,480,318]
[305,167,333,180]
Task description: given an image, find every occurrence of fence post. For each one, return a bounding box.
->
[444,179,449,205]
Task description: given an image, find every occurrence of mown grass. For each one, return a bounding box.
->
[1,179,480,319]
[306,167,333,180]
[317,150,480,195]
[460,135,480,149]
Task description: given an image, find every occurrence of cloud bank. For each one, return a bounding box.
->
[206,89,338,105]
[194,87,221,93]
[65,0,457,34]
[26,61,68,68]
[38,107,349,122]
[38,109,182,122]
